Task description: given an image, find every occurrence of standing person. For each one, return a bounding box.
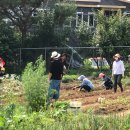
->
[60,53,68,74]
[77,75,94,92]
[112,53,125,93]
[47,51,63,105]
[99,73,113,90]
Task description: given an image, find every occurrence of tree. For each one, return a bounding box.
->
[0,20,18,61]
[0,0,48,46]
[75,21,93,46]
[54,1,76,26]
[33,10,56,47]
[93,10,130,68]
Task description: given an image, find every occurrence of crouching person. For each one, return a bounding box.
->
[77,75,94,92]
[99,73,113,90]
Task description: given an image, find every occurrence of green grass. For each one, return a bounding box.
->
[122,76,130,86]
[1,104,130,130]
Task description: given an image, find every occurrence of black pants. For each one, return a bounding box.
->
[113,74,123,92]
[80,85,91,92]
[104,81,113,90]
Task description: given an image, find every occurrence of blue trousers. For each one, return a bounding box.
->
[48,80,61,100]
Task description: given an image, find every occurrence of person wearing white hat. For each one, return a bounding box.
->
[112,53,125,93]
[77,75,94,92]
[47,51,63,105]
[50,51,61,59]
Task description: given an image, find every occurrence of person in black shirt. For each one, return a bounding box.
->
[99,73,113,90]
[47,51,63,105]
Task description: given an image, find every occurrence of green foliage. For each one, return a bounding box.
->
[1,104,130,130]
[54,1,76,26]
[75,22,93,46]
[0,0,47,47]
[33,10,57,47]
[84,59,92,69]
[93,10,130,68]
[122,76,130,86]
[22,56,48,111]
[62,74,78,83]
[54,101,69,109]
[0,21,18,61]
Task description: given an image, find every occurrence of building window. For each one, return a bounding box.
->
[104,10,117,17]
[76,12,83,27]
[88,12,94,27]
[124,11,130,16]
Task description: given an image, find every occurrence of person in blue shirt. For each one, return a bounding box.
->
[77,75,94,92]
[99,73,113,90]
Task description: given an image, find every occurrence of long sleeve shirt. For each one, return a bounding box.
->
[103,76,113,86]
[112,60,125,75]
[81,78,94,89]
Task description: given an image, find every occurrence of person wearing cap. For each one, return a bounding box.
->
[99,73,113,90]
[112,53,125,93]
[0,57,5,76]
[47,51,64,105]
[77,75,94,92]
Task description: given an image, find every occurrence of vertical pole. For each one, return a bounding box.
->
[68,49,73,70]
[45,48,47,72]
[20,48,22,66]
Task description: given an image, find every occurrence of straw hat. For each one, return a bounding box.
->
[51,51,60,59]
[114,53,121,58]
[99,73,105,78]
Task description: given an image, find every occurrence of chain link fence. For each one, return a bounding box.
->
[16,46,130,74]
[2,46,130,74]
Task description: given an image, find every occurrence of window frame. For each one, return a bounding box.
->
[76,12,84,27]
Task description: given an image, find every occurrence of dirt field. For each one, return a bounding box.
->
[1,78,130,115]
[60,80,130,115]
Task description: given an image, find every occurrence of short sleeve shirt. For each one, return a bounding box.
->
[49,59,63,80]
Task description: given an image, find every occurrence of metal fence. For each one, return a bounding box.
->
[2,46,130,74]
[18,46,130,73]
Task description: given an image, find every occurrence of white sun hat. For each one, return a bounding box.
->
[51,51,61,59]
[78,75,86,81]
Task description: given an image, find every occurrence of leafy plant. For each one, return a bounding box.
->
[62,75,78,83]
[22,56,48,111]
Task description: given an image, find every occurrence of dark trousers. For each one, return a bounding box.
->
[80,85,91,92]
[113,74,123,92]
[104,82,113,90]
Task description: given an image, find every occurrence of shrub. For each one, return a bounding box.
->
[22,56,48,111]
[62,75,78,83]
[122,76,130,87]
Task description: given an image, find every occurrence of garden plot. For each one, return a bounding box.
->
[1,77,130,115]
[60,79,130,115]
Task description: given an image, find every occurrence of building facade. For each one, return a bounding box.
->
[64,0,130,28]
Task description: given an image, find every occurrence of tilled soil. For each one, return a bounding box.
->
[60,80,130,114]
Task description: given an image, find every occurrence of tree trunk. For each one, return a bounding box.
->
[21,28,27,47]
[105,57,112,70]
[93,58,100,70]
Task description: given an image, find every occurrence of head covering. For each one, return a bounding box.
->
[78,75,86,81]
[51,51,60,59]
[99,73,105,78]
[114,53,121,58]
[0,57,5,67]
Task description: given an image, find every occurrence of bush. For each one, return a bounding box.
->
[122,76,130,87]
[62,75,78,83]
[22,56,48,111]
